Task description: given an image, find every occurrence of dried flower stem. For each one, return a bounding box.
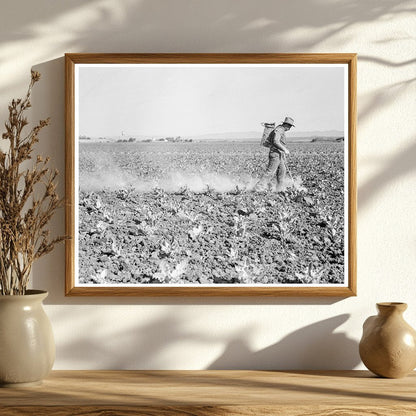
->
[0,71,65,295]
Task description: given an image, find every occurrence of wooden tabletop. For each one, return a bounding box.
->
[1,370,415,415]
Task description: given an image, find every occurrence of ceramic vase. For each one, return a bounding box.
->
[359,302,416,378]
[0,290,55,387]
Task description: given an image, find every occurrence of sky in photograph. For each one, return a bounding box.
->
[78,64,346,138]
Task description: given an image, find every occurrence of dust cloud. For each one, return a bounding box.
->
[79,168,306,193]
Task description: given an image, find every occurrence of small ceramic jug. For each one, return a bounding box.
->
[359,302,416,378]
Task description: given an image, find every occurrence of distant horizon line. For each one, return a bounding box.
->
[79,128,345,139]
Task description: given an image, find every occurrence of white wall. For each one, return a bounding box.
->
[1,0,415,370]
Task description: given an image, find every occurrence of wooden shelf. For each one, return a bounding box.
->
[1,370,415,415]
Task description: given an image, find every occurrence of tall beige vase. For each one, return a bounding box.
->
[359,302,416,378]
[0,290,55,387]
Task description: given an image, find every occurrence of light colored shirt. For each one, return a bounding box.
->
[271,125,286,152]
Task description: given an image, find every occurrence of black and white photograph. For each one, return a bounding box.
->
[66,54,356,295]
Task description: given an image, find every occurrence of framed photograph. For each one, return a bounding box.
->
[65,53,356,296]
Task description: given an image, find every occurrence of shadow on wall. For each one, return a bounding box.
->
[30,56,67,302]
[53,306,359,370]
[0,0,414,96]
[358,140,416,210]
[1,1,414,51]
[208,314,360,370]
[54,309,217,369]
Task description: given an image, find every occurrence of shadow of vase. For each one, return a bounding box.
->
[208,314,360,370]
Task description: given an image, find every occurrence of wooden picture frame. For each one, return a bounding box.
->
[65,53,356,296]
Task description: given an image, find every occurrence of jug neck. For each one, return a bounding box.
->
[377,302,407,317]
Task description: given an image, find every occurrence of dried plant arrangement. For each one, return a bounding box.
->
[0,71,65,295]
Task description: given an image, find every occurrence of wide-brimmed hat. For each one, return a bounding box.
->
[282,116,295,127]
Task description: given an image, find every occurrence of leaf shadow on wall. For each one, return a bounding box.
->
[54,312,215,370]
[0,0,414,96]
[207,314,360,370]
[358,140,416,210]
[52,308,359,370]
[357,55,416,210]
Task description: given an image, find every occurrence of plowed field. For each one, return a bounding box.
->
[78,141,345,285]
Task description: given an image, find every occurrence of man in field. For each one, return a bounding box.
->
[255,116,295,192]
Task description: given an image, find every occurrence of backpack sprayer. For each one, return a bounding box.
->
[260,122,275,148]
